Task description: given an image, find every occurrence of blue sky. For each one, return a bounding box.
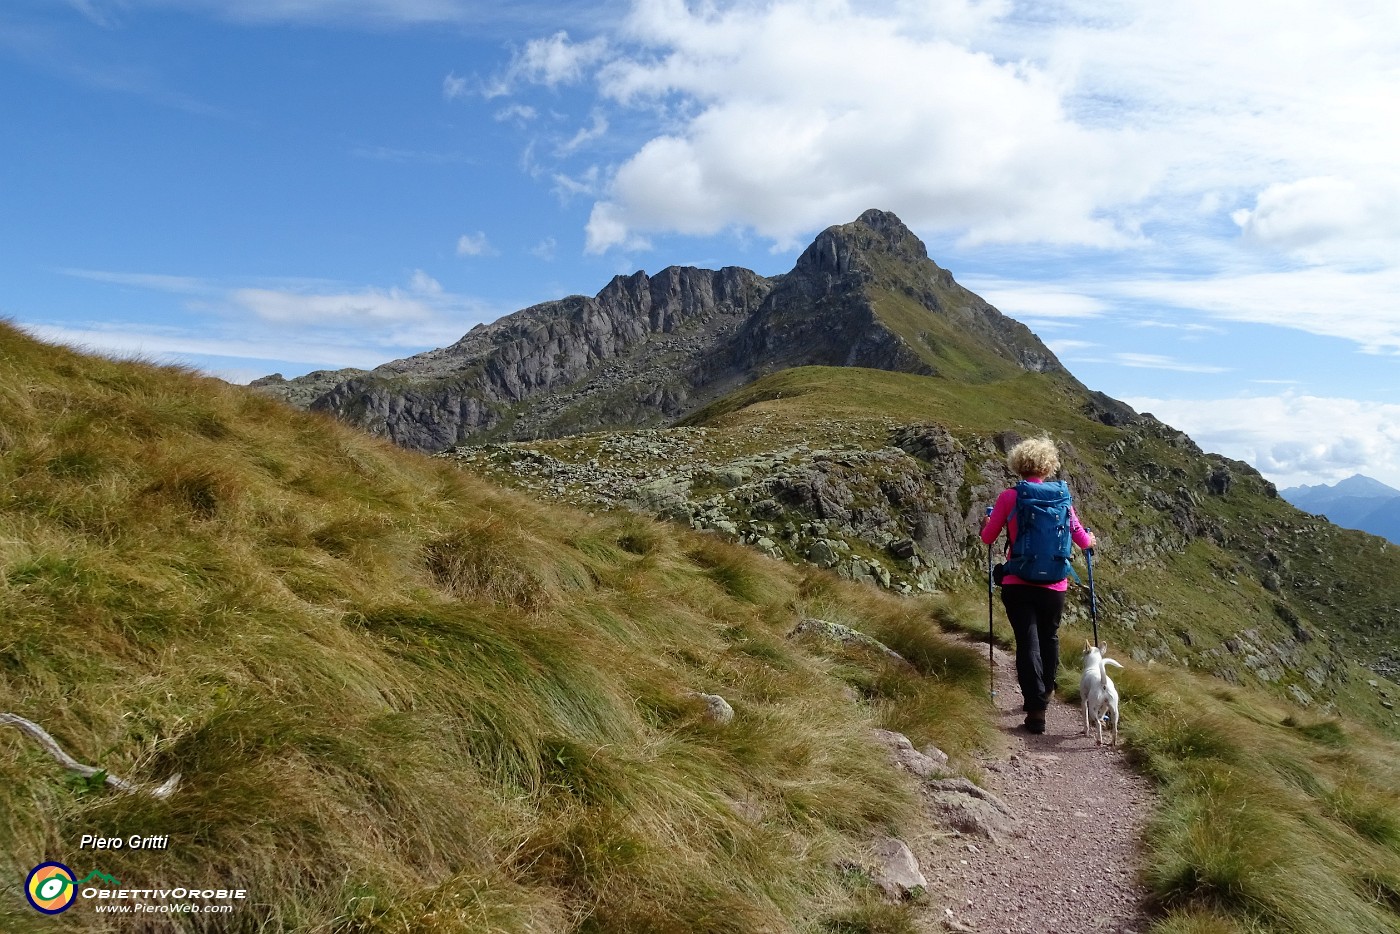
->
[3,0,1399,490]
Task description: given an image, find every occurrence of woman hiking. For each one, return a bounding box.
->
[980,437,1096,734]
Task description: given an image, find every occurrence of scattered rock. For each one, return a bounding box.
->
[871,835,927,901]
[690,692,734,725]
[790,617,913,671]
[872,729,950,778]
[924,777,1015,842]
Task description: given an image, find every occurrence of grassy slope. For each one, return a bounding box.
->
[688,366,1400,723]
[691,365,1400,934]
[0,326,995,933]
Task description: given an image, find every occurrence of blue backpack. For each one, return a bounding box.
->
[1004,480,1076,584]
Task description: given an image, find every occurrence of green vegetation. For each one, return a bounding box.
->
[0,325,993,932]
[7,323,1400,934]
[1122,662,1400,934]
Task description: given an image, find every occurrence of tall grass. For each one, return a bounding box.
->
[1117,663,1400,934]
[0,325,992,932]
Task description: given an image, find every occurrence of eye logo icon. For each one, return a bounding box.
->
[26,862,77,914]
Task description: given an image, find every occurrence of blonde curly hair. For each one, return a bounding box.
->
[1007,436,1060,479]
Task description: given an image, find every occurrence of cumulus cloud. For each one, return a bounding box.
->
[1123,392,1400,490]
[478,0,1398,278]
[1231,176,1400,264]
[573,0,1152,252]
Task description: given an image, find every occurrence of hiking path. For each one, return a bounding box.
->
[921,642,1157,934]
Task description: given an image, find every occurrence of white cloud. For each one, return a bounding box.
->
[964,280,1109,319]
[1123,392,1400,490]
[58,268,214,294]
[232,286,434,325]
[442,72,470,100]
[515,30,609,87]
[36,268,498,374]
[19,321,393,371]
[494,103,538,123]
[552,165,602,200]
[579,0,1153,252]
[530,236,558,260]
[477,0,1399,288]
[1104,266,1400,355]
[1045,338,1100,359]
[455,231,496,256]
[557,111,609,155]
[1231,175,1400,264]
[1113,352,1229,374]
[64,0,125,27]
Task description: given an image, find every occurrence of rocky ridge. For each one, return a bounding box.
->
[256,210,1070,452]
[443,400,1397,725]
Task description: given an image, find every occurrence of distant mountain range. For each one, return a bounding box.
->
[1281,474,1400,544]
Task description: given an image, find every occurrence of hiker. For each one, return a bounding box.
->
[980,437,1096,734]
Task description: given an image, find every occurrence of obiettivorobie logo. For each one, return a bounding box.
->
[25,863,119,915]
[24,861,248,917]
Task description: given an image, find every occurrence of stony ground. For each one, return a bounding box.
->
[922,644,1156,934]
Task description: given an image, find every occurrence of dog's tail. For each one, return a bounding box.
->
[1097,655,1120,691]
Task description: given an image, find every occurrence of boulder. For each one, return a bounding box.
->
[871,836,927,901]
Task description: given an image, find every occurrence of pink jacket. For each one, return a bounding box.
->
[980,478,1093,591]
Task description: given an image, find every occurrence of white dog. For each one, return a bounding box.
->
[1080,641,1124,746]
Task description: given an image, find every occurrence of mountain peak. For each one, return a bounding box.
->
[795,208,931,276]
[855,207,922,243]
[1334,474,1400,496]
[264,208,1068,451]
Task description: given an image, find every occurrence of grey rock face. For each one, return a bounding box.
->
[310,265,772,452]
[923,777,1015,842]
[266,210,1069,452]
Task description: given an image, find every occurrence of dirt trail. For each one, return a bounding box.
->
[925,644,1156,934]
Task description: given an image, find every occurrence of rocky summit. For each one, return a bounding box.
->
[255,209,1066,452]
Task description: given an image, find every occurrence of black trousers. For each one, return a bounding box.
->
[1000,584,1067,713]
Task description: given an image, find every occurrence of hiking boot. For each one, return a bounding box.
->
[1023,711,1046,734]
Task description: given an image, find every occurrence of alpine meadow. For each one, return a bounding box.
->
[4,211,1400,934]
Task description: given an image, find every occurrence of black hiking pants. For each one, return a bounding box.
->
[1000,584,1066,713]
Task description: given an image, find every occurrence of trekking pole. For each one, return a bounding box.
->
[985,506,996,698]
[1085,540,1100,648]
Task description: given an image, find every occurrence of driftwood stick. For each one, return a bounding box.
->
[1,713,180,799]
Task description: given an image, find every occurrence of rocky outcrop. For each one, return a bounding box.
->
[258,210,1070,452]
[304,266,773,451]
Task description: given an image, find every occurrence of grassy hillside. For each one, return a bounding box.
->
[452,362,1400,933]
[683,367,1400,729]
[0,325,995,932]
[7,329,1400,934]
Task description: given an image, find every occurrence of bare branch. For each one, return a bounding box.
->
[1,713,181,799]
